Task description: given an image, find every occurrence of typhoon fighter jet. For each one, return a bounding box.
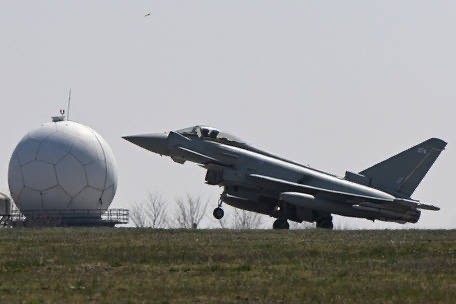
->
[123,126,446,229]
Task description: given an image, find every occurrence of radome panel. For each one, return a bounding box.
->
[85,161,107,190]
[18,187,43,209]
[28,123,56,141]
[8,155,24,197]
[72,187,104,209]
[36,132,73,164]
[22,161,57,191]
[42,186,71,209]
[16,138,40,165]
[56,154,87,197]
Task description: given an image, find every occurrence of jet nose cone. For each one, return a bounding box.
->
[122,133,169,155]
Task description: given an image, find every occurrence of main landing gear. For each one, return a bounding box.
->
[213,199,224,220]
[273,218,289,229]
[272,202,289,229]
[316,214,333,229]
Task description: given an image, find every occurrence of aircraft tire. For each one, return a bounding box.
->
[213,207,224,219]
[273,218,289,230]
[316,218,333,229]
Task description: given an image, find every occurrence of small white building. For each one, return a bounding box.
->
[0,192,11,216]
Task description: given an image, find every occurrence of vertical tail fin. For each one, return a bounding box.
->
[358,138,446,198]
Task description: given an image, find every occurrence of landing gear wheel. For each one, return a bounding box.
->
[213,207,224,220]
[273,218,290,230]
[316,215,333,229]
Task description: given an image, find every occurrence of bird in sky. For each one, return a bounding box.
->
[144,13,151,17]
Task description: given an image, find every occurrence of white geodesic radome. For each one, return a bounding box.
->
[8,119,118,213]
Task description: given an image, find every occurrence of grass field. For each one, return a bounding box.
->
[0,228,454,303]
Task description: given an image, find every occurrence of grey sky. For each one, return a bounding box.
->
[1,1,454,228]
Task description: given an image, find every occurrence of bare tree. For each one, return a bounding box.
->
[143,192,168,228]
[130,192,168,228]
[289,221,315,230]
[233,209,263,229]
[211,209,231,229]
[130,203,148,227]
[216,214,231,229]
[175,194,208,229]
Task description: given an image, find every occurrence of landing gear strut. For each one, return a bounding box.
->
[213,199,224,220]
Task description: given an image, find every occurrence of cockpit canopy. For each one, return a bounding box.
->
[176,125,245,145]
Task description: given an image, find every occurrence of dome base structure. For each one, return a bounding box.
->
[6,208,129,227]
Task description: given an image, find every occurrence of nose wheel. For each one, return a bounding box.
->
[213,198,224,220]
[273,218,289,229]
[213,207,224,219]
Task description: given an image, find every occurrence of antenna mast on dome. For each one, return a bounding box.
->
[53,89,72,123]
[67,88,71,121]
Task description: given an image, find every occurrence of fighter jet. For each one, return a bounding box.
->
[123,125,446,229]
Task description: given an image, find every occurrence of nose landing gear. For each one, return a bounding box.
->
[272,201,290,229]
[213,199,224,220]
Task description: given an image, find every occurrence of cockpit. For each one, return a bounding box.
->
[176,125,245,145]
[175,125,324,174]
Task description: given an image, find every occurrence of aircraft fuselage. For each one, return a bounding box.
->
[123,126,444,228]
